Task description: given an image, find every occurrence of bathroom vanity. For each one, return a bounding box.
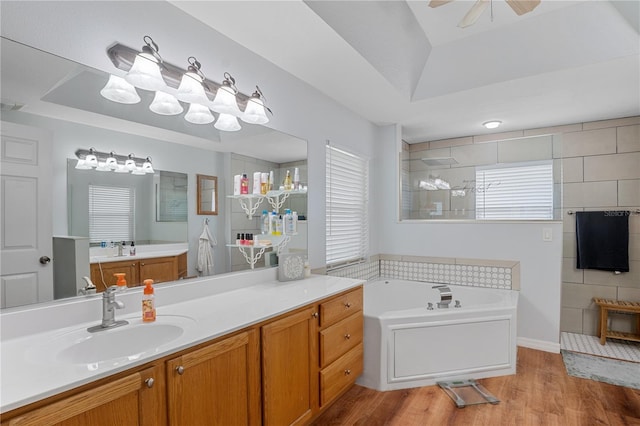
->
[90,252,188,290]
[0,271,363,425]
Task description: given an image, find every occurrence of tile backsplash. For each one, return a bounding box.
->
[327,254,520,290]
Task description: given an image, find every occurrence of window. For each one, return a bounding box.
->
[326,143,369,268]
[89,185,135,243]
[475,161,554,220]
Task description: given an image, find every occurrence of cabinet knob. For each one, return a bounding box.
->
[344,334,351,340]
[141,262,145,266]
[39,256,51,265]
[176,366,185,375]
[145,378,154,388]
[131,264,136,267]
[311,312,319,319]
[344,369,352,375]
[344,302,352,308]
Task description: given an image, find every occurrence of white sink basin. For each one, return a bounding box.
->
[28,315,195,366]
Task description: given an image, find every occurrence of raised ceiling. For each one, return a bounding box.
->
[171,0,640,143]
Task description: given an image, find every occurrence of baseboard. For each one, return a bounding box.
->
[517,337,560,353]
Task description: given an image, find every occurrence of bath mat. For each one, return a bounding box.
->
[437,379,500,408]
[561,350,640,390]
[561,332,640,363]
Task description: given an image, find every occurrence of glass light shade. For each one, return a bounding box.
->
[105,155,118,170]
[85,154,98,168]
[210,85,241,116]
[185,103,214,124]
[142,160,155,174]
[176,72,208,104]
[434,178,450,190]
[95,162,111,172]
[131,167,146,175]
[75,159,92,170]
[241,97,269,124]
[114,164,130,174]
[149,91,183,115]
[419,180,438,191]
[100,75,141,104]
[214,113,241,132]
[124,52,166,91]
[124,158,137,171]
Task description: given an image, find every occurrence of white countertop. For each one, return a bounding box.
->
[0,272,363,413]
[89,243,188,264]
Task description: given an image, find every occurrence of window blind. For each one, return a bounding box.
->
[475,161,554,220]
[326,143,369,268]
[89,185,135,243]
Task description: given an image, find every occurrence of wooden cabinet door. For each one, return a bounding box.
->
[166,329,260,426]
[139,256,177,284]
[90,260,138,291]
[261,306,318,426]
[2,365,164,426]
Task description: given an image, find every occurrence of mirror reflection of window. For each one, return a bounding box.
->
[89,185,135,243]
[156,171,188,222]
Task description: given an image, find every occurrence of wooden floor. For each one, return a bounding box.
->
[311,347,640,426]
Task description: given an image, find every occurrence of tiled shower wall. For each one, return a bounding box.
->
[327,254,520,290]
[559,116,640,335]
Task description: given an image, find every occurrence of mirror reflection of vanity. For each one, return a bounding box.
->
[0,37,307,308]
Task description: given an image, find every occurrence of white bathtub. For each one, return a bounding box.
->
[356,279,518,391]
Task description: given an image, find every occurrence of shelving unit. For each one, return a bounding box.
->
[228,189,307,269]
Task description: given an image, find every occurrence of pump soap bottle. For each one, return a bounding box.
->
[142,279,156,322]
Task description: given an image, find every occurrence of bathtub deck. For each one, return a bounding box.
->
[310,347,640,426]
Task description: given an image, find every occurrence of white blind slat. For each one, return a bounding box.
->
[476,162,553,220]
[89,185,135,243]
[326,144,369,267]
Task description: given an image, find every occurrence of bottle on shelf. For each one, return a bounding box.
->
[283,170,292,191]
[275,215,283,235]
[261,210,269,234]
[261,173,269,195]
[284,209,295,235]
[233,174,241,195]
[293,167,300,190]
[269,170,274,191]
[252,172,262,195]
[240,173,249,195]
[129,241,136,256]
[292,211,298,233]
[270,211,277,235]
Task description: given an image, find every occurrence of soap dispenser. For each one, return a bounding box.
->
[142,279,156,322]
[114,273,127,292]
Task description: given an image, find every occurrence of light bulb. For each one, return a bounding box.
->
[142,157,155,174]
[105,153,118,170]
[125,52,166,91]
[242,96,269,124]
[125,157,137,171]
[483,121,502,129]
[100,75,141,104]
[214,113,241,132]
[85,153,98,168]
[185,103,214,124]
[149,91,183,115]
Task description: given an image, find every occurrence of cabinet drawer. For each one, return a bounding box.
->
[320,343,363,406]
[320,312,363,368]
[320,286,363,328]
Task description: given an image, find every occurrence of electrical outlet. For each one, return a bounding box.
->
[542,228,553,242]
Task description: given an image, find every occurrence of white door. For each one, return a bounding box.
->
[1,121,53,308]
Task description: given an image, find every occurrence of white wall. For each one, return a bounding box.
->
[374,125,563,350]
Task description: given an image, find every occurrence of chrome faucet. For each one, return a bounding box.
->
[88,286,128,332]
[116,241,124,257]
[433,285,452,308]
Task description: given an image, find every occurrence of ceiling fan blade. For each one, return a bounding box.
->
[457,0,490,28]
[505,0,541,16]
[428,0,454,8]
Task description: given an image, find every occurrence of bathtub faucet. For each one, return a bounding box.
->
[433,285,452,308]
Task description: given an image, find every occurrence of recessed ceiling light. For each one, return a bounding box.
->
[483,120,502,129]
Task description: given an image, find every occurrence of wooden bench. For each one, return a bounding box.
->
[592,298,640,345]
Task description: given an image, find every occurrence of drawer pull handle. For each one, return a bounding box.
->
[176,366,185,375]
[345,302,352,308]
[145,378,155,388]
[344,334,351,340]
[312,312,319,318]
[344,369,352,375]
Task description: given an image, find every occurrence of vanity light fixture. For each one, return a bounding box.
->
[103,36,272,132]
[483,120,502,129]
[75,149,154,175]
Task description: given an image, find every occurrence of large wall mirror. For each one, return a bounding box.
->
[400,136,563,221]
[0,37,307,309]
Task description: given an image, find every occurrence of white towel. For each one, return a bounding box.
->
[196,223,216,276]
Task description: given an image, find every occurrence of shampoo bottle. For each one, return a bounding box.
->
[240,174,249,194]
[142,279,156,322]
[261,210,269,234]
[283,170,292,191]
[293,167,300,190]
